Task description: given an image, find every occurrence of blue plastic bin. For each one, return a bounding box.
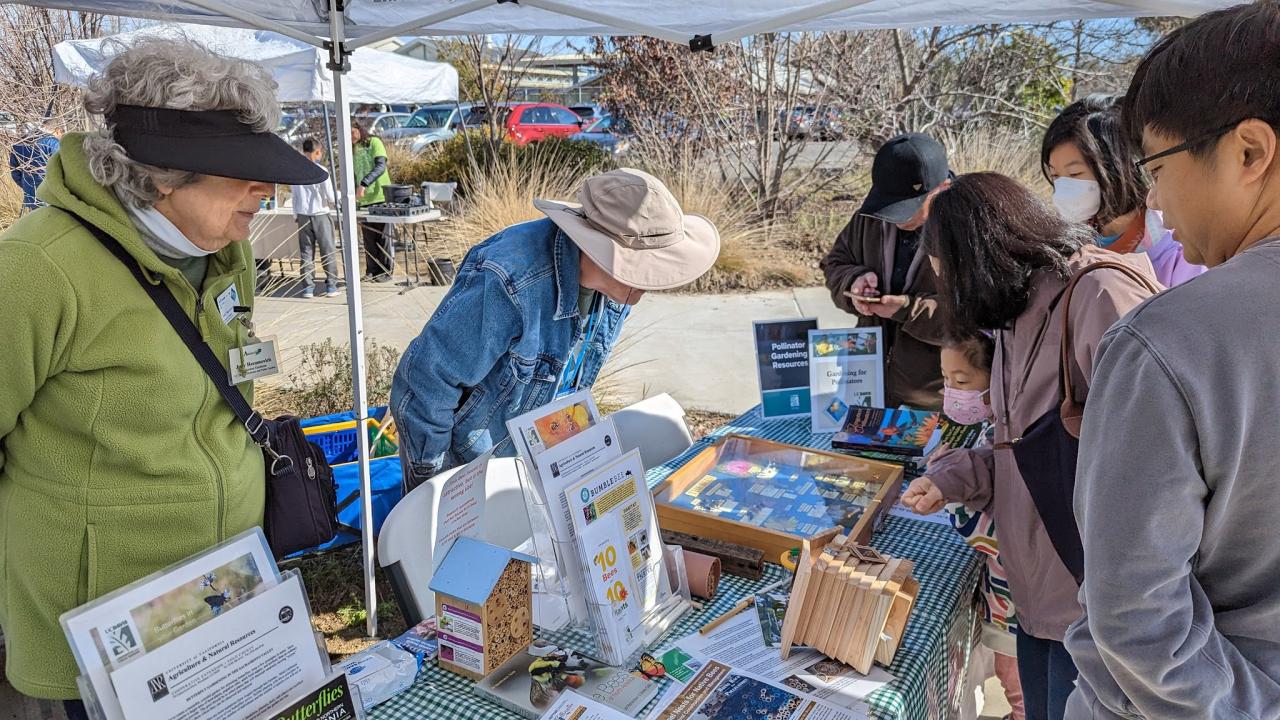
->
[301,406,392,465]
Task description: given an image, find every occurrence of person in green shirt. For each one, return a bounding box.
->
[351,121,395,281]
[0,37,326,718]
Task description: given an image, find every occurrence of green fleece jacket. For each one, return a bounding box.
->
[0,134,264,699]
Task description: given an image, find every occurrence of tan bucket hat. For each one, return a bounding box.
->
[534,168,721,291]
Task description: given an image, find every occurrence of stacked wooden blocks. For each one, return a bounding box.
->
[778,534,920,675]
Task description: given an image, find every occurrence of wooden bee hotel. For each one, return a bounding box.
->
[779,533,920,675]
[428,537,536,681]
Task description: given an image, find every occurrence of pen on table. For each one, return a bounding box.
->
[699,596,755,635]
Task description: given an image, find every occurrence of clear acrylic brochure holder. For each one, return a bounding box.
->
[68,542,330,720]
[515,457,691,667]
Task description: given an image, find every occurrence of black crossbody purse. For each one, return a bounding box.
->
[81,215,337,558]
[1008,261,1159,584]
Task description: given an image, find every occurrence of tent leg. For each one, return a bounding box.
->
[321,104,339,192]
[328,0,379,639]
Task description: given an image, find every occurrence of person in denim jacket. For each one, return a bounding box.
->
[392,168,720,490]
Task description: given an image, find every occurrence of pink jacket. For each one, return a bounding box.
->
[928,246,1160,641]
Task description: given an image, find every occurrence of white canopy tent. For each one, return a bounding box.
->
[52,22,459,105]
[8,0,1234,639]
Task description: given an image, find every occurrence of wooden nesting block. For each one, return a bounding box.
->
[779,537,917,675]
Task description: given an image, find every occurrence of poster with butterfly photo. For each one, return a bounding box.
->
[60,528,279,720]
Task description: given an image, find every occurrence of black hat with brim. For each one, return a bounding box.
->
[857,186,928,225]
[107,104,327,186]
[857,132,950,225]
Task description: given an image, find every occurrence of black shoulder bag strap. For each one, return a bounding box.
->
[73,213,280,464]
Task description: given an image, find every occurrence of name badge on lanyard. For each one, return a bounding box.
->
[229,337,280,385]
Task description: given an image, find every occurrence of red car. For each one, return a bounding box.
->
[502,102,586,146]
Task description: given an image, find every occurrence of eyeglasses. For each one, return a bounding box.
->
[1133,121,1241,172]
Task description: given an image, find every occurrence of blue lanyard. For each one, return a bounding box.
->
[558,293,604,396]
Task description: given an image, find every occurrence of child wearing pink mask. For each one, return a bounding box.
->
[935,334,1024,720]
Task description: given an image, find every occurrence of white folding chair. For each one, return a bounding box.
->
[610,393,696,470]
[377,456,533,625]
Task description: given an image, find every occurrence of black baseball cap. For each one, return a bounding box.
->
[107,105,327,185]
[857,132,950,224]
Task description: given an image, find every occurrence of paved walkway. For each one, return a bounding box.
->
[253,283,859,415]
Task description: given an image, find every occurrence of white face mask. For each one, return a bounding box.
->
[124,201,214,259]
[1052,177,1102,224]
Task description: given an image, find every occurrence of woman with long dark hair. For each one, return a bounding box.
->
[1041,95,1203,286]
[351,120,394,281]
[900,173,1158,720]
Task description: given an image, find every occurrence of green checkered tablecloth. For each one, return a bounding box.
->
[371,407,982,720]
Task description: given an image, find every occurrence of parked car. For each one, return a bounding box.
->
[570,114,632,157]
[503,102,586,146]
[383,102,515,152]
[0,111,19,136]
[813,107,847,141]
[355,111,411,136]
[778,105,845,140]
[383,103,463,149]
[569,104,604,121]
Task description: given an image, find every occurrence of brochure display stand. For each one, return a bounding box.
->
[62,529,332,720]
[506,392,692,667]
[520,470,692,667]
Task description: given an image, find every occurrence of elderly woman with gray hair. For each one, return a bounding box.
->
[0,38,324,715]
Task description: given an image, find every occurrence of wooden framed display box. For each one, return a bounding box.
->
[652,435,904,562]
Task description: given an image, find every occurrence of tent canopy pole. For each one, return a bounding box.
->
[326,0,379,639]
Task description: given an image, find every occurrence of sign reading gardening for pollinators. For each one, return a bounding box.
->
[807,327,885,434]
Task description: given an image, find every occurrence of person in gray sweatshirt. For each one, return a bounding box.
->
[1065,3,1280,717]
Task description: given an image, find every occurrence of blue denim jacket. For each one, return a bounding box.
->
[391,218,628,484]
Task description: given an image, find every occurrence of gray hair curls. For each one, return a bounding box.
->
[82,37,281,208]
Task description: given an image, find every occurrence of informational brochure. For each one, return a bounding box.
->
[659,606,891,711]
[507,390,604,497]
[535,418,624,542]
[653,660,869,720]
[432,448,494,575]
[391,618,440,660]
[754,319,819,419]
[60,529,280,720]
[108,572,329,720]
[808,328,885,434]
[756,590,790,647]
[538,689,637,720]
[533,419,624,617]
[565,449,671,614]
[577,514,645,661]
[661,605,823,680]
